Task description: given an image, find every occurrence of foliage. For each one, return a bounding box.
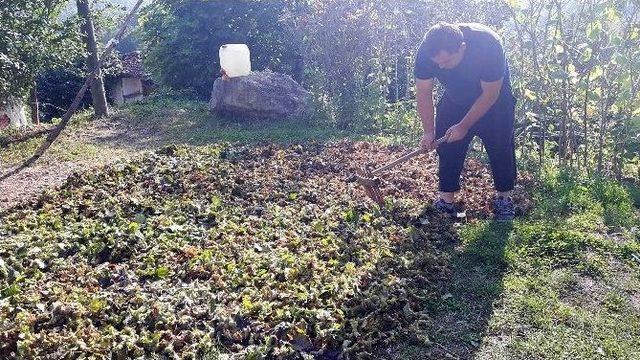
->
[0,144,395,357]
[287,0,510,129]
[139,0,511,127]
[2,0,638,175]
[0,139,529,358]
[504,0,640,177]
[530,166,639,230]
[36,63,94,120]
[139,0,301,99]
[0,0,82,104]
[1,0,132,121]
[460,163,640,360]
[137,0,639,177]
[1,94,638,358]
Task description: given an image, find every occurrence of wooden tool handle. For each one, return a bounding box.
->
[370,134,449,176]
[434,134,450,147]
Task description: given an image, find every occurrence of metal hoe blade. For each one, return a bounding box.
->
[347,135,449,205]
[354,165,384,205]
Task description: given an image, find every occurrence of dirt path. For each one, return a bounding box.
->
[0,115,158,212]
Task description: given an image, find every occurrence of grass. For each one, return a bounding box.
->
[1,111,110,169]
[384,163,639,359]
[0,95,447,170]
[425,171,638,359]
[119,96,369,146]
[0,99,344,170]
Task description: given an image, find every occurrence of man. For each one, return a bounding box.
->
[414,22,517,221]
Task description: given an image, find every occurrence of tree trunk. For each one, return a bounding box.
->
[30,81,39,125]
[0,98,28,128]
[596,77,608,174]
[540,114,546,168]
[292,53,304,85]
[77,0,109,117]
[582,75,589,172]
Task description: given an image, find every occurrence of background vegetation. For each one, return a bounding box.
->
[3,0,638,178]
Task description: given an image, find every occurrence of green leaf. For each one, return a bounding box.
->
[524,89,537,101]
[344,262,356,274]
[589,66,603,82]
[587,21,602,40]
[242,295,254,311]
[581,47,593,62]
[210,196,223,211]
[1,283,21,298]
[506,0,521,9]
[361,213,373,223]
[128,221,140,233]
[605,7,619,22]
[155,266,170,279]
[89,298,107,312]
[134,213,147,224]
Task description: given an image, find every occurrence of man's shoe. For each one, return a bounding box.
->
[434,199,466,219]
[493,196,516,221]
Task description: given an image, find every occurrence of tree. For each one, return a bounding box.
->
[76,0,109,116]
[0,0,82,123]
[1,0,145,181]
[504,0,640,177]
[287,0,509,129]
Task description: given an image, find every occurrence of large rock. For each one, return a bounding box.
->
[209,70,310,121]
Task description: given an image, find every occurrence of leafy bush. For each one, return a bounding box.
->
[505,0,640,177]
[36,65,93,121]
[0,0,82,103]
[139,0,301,99]
[624,182,640,208]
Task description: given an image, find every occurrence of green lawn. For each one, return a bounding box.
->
[387,170,639,359]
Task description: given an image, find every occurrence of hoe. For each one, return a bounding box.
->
[347,135,449,205]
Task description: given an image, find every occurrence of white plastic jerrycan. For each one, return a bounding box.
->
[219,44,251,78]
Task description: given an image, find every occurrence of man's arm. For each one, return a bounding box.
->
[460,78,502,129]
[446,78,503,142]
[416,78,435,141]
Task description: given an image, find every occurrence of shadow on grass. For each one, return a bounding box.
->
[378,218,514,359]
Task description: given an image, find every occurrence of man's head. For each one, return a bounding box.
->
[422,22,467,69]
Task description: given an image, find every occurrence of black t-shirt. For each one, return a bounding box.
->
[414,23,513,107]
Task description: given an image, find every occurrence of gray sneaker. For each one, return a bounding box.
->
[493,196,516,221]
[434,199,466,219]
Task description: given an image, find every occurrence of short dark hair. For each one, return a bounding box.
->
[422,22,464,57]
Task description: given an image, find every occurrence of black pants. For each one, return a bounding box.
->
[435,94,517,193]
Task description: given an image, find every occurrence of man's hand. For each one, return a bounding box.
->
[445,122,470,143]
[420,131,436,151]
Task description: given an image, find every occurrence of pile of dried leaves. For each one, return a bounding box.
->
[0,141,529,359]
